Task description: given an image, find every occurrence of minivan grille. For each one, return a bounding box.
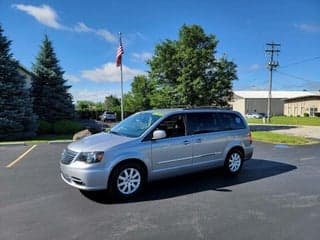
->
[61,148,78,164]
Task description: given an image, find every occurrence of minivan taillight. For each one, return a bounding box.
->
[248,131,253,145]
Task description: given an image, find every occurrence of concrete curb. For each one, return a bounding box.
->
[0,142,26,146]
[1,140,74,146]
[48,140,74,144]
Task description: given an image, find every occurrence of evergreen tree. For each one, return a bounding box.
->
[0,25,37,140]
[31,35,74,122]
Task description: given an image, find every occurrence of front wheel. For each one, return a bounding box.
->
[108,162,146,200]
[224,149,243,175]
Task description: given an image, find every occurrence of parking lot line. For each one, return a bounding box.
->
[6,145,37,168]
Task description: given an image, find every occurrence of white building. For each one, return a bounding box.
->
[284,94,320,116]
[17,64,33,89]
[230,90,319,116]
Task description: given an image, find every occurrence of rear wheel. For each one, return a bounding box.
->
[224,149,243,175]
[108,162,146,200]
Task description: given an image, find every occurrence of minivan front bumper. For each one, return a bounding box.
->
[60,163,109,190]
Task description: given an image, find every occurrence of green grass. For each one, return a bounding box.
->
[246,116,320,126]
[0,134,73,144]
[29,134,73,143]
[252,131,315,145]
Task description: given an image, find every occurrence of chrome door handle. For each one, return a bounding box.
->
[195,139,202,143]
[183,140,191,145]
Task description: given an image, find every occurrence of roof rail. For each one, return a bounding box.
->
[183,105,232,110]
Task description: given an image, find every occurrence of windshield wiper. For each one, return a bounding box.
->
[110,130,122,136]
[110,130,136,138]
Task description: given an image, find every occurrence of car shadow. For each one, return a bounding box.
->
[80,159,297,204]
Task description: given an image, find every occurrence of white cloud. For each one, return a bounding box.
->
[249,64,261,71]
[96,29,117,43]
[132,52,153,62]
[12,5,117,42]
[304,80,320,90]
[74,22,91,32]
[64,74,81,83]
[13,4,64,29]
[74,22,117,43]
[125,32,147,45]
[294,23,320,33]
[248,84,266,90]
[81,62,145,83]
[71,89,120,103]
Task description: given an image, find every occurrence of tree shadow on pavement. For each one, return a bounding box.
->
[80,159,297,204]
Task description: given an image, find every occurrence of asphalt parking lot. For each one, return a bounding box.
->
[1,141,320,240]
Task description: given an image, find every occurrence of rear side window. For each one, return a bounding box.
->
[218,113,246,131]
[187,112,245,135]
[187,113,218,135]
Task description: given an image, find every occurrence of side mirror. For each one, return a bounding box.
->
[152,130,166,140]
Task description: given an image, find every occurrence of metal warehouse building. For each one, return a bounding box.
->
[230,91,320,117]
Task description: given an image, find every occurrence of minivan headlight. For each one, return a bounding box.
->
[77,152,104,164]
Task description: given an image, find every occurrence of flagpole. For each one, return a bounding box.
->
[119,32,124,121]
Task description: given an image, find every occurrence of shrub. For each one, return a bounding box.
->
[76,110,104,120]
[37,120,53,134]
[87,127,102,134]
[53,120,84,134]
[303,113,309,117]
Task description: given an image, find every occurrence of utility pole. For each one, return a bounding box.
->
[265,42,280,123]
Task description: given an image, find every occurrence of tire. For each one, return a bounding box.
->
[108,162,146,200]
[224,149,243,175]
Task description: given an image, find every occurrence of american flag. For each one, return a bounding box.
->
[116,42,124,67]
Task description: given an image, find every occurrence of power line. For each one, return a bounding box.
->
[279,56,320,69]
[275,70,317,82]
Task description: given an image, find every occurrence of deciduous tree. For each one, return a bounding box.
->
[147,24,237,107]
[124,75,153,112]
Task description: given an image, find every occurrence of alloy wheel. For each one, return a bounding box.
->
[116,168,141,195]
[228,152,242,172]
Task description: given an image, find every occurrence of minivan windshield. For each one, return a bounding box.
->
[110,112,162,138]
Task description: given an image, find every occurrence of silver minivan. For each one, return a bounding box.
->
[60,109,253,199]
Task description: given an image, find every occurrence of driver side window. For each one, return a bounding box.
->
[157,114,186,138]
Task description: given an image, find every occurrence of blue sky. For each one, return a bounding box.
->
[1,0,319,102]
